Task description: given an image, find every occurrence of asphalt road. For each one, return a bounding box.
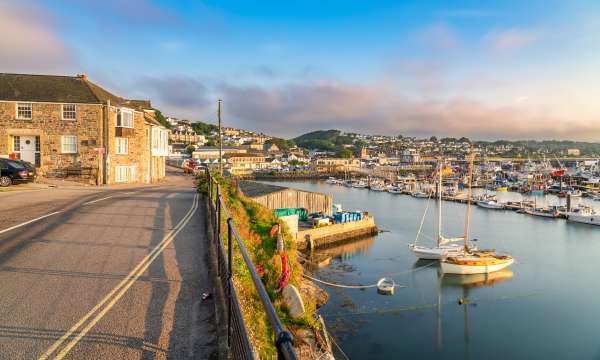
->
[0,169,217,359]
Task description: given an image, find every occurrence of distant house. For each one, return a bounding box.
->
[0,73,169,184]
[224,153,266,175]
[566,148,581,156]
[264,142,280,153]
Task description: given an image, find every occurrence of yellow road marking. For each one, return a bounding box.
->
[39,193,198,359]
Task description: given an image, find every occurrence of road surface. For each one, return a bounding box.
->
[0,169,217,359]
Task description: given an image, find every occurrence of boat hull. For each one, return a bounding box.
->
[568,214,600,226]
[409,244,464,260]
[441,257,514,274]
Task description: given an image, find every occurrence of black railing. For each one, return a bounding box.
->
[205,170,297,360]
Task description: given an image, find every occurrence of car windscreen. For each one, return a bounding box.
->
[4,160,26,169]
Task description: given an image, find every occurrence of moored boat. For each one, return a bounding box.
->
[441,252,514,275]
[441,153,515,275]
[476,199,505,209]
[524,207,560,218]
[566,206,600,226]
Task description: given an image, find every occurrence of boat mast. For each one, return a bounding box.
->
[463,152,474,251]
[438,158,442,245]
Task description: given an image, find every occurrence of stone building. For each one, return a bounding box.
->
[0,73,169,185]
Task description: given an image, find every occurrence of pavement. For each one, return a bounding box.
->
[0,168,218,359]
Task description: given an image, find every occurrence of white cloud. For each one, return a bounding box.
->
[0,1,76,73]
[486,28,540,52]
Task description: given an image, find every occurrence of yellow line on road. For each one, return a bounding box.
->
[39,193,199,359]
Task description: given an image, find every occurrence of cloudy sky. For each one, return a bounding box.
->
[2,0,600,140]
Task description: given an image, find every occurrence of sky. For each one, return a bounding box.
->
[2,0,600,140]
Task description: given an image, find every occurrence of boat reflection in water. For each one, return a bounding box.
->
[435,268,514,360]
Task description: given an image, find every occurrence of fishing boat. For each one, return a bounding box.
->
[411,191,429,198]
[352,180,368,189]
[476,199,505,210]
[410,160,473,260]
[370,183,387,191]
[566,206,600,226]
[325,177,339,185]
[441,153,514,275]
[524,207,560,218]
[505,200,535,211]
[388,186,403,194]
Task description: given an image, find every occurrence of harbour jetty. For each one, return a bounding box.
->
[238,180,378,248]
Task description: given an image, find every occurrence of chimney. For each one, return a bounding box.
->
[76,73,88,80]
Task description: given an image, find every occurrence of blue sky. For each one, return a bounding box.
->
[2,0,600,140]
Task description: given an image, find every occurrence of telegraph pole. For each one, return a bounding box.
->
[218,99,223,175]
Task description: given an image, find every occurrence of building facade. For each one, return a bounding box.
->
[0,73,169,185]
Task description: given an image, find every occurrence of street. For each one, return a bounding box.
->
[0,168,217,359]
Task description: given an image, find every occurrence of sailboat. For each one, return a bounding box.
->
[441,153,514,274]
[409,160,472,260]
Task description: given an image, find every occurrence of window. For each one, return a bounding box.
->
[17,103,32,119]
[117,109,134,128]
[62,104,77,120]
[115,166,128,183]
[115,165,137,183]
[116,137,128,154]
[61,135,77,154]
[13,136,20,152]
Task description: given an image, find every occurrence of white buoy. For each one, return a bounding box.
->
[377,277,395,295]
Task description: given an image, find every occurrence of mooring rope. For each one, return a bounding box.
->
[303,273,380,289]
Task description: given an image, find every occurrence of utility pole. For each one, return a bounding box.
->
[218,99,223,175]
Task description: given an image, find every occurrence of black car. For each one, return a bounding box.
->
[0,159,36,187]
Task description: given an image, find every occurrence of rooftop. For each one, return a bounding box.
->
[0,73,149,110]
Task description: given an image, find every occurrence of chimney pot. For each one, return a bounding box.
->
[77,73,88,80]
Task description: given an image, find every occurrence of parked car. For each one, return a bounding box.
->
[0,159,36,186]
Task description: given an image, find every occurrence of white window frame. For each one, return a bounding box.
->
[16,102,32,120]
[61,135,77,154]
[117,108,134,128]
[115,166,128,183]
[114,165,137,183]
[62,104,77,121]
[116,137,129,155]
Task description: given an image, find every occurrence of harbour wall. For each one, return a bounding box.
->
[295,216,378,250]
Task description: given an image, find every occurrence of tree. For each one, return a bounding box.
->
[266,138,296,152]
[205,139,215,147]
[152,109,172,130]
[185,145,195,155]
[336,148,352,158]
[429,136,438,142]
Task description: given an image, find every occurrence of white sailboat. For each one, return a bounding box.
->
[441,153,514,275]
[409,160,471,260]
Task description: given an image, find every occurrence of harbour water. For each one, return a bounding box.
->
[262,180,600,360]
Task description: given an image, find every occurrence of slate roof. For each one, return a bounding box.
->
[238,181,291,198]
[0,73,138,107]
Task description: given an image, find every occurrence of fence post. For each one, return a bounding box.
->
[227,218,233,348]
[216,186,221,277]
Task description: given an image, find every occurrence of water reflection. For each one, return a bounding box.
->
[437,269,514,360]
[440,268,514,289]
[317,236,375,259]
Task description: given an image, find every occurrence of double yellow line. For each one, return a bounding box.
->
[39,193,199,360]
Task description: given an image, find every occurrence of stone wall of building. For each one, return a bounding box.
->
[106,107,148,184]
[0,101,103,184]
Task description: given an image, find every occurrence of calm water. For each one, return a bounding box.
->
[262,180,600,360]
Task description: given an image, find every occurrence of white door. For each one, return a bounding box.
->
[20,136,36,164]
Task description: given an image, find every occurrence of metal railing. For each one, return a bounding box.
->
[205,170,297,360]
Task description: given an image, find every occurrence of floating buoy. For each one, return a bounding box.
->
[377,277,395,295]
